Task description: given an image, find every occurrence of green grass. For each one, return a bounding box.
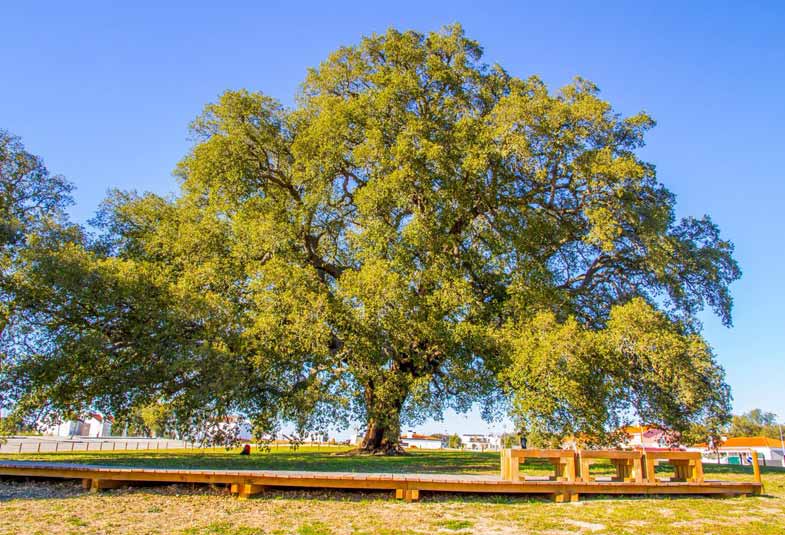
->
[184,522,263,535]
[435,519,474,530]
[0,446,504,474]
[295,522,333,535]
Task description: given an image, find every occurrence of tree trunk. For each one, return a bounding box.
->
[358,383,407,455]
[360,416,404,455]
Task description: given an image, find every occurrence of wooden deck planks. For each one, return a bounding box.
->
[0,460,760,502]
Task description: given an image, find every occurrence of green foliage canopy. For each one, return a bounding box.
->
[729,409,782,439]
[1,26,739,450]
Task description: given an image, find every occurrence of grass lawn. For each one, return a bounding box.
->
[1,447,784,535]
[0,445,500,474]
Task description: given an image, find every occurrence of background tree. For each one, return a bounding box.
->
[447,433,462,449]
[1,25,740,452]
[500,433,519,449]
[139,403,174,438]
[729,409,781,439]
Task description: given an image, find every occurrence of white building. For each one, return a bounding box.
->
[688,436,785,467]
[460,433,500,451]
[217,415,253,442]
[400,431,443,450]
[45,413,113,437]
[619,426,675,449]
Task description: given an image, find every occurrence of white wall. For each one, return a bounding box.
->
[86,418,112,437]
[460,434,498,450]
[46,421,80,437]
[401,438,442,450]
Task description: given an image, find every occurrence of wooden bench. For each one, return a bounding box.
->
[500,448,577,502]
[501,448,576,482]
[578,450,643,483]
[643,450,704,483]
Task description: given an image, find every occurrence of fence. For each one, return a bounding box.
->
[0,437,196,454]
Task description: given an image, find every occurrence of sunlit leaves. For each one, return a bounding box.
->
[501,299,731,445]
[1,24,739,447]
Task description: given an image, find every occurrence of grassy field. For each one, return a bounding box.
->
[0,445,499,474]
[1,447,784,535]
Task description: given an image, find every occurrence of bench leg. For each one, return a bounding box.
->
[84,479,126,492]
[564,458,576,482]
[553,459,564,481]
[395,488,420,501]
[580,459,591,482]
[632,458,643,483]
[510,458,520,482]
[693,459,704,483]
[552,491,578,502]
[645,457,656,482]
[232,483,266,499]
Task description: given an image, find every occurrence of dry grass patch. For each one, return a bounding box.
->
[1,449,784,534]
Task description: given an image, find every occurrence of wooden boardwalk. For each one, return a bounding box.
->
[0,460,762,502]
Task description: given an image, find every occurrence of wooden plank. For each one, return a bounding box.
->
[579,458,589,482]
[236,483,266,499]
[404,489,419,502]
[508,448,574,459]
[632,457,643,483]
[563,457,576,482]
[0,461,761,499]
[500,449,509,480]
[644,451,703,461]
[645,455,657,482]
[510,456,520,482]
[579,450,642,459]
[751,451,762,495]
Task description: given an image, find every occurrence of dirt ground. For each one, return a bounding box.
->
[1,476,785,535]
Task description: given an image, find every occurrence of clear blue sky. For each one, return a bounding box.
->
[3,1,784,436]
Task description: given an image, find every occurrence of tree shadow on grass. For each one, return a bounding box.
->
[1,448,504,475]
